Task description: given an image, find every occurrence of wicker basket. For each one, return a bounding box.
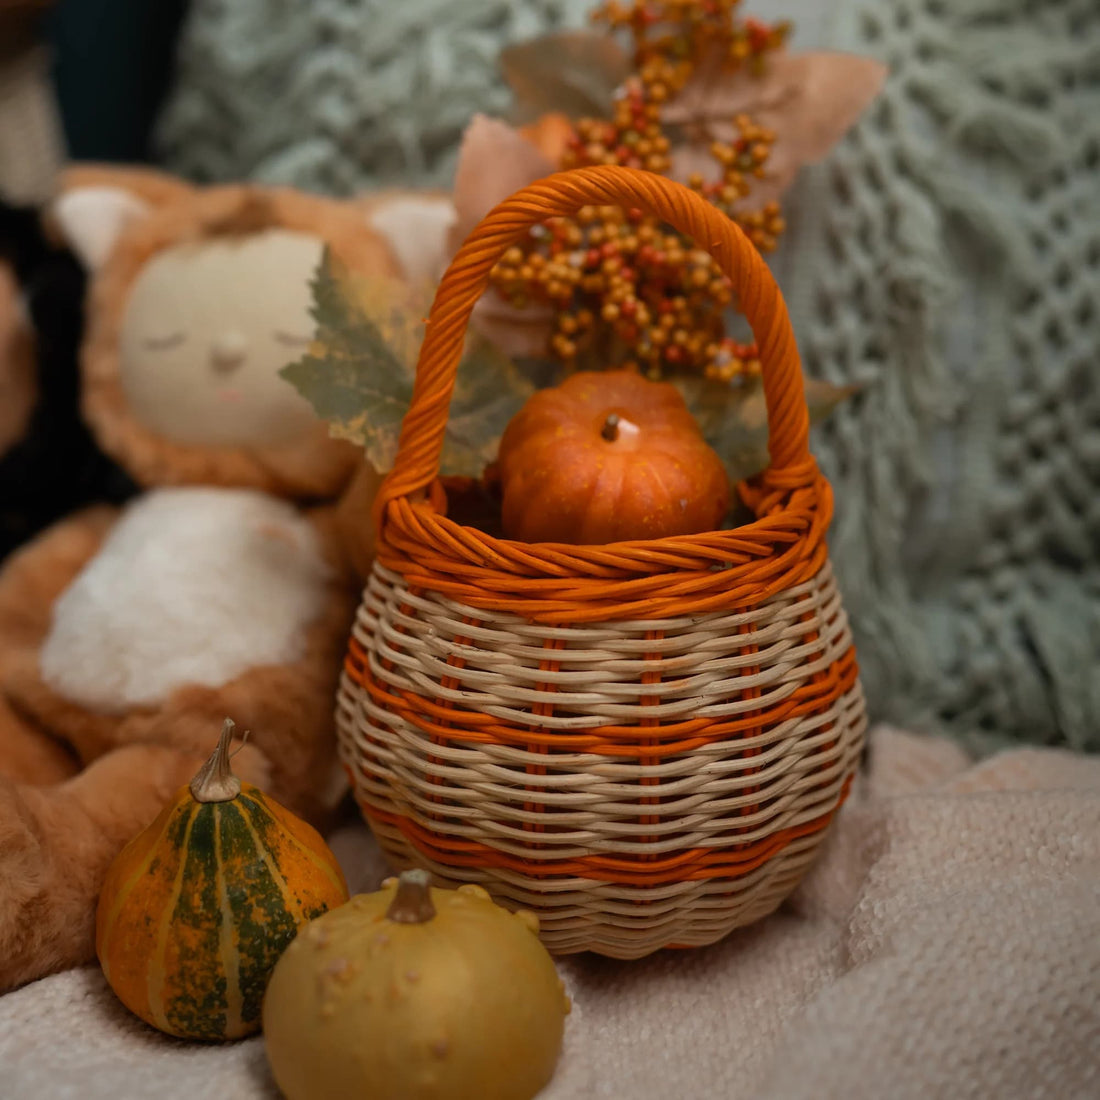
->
[336,165,866,959]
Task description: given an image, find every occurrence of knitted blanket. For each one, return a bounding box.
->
[768,0,1100,754]
[2,724,1097,1098]
[155,0,596,192]
[155,0,1100,754]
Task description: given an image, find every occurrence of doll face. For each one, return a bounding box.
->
[118,229,323,448]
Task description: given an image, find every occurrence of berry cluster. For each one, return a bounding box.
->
[594,0,789,80]
[489,0,790,382]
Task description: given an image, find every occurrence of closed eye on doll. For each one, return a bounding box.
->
[273,331,312,348]
[144,332,187,351]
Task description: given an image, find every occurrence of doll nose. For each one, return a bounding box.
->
[211,331,248,374]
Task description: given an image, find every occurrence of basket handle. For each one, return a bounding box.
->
[378,165,813,519]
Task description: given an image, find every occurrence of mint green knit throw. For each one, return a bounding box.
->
[771,0,1100,753]
[156,0,1100,753]
[155,0,596,191]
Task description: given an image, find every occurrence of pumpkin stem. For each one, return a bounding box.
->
[386,869,436,924]
[190,718,243,803]
[601,413,621,442]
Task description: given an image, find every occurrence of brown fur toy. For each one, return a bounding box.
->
[0,258,36,459]
[0,167,402,990]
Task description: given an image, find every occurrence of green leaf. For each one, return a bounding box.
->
[280,251,533,477]
[500,30,632,122]
[674,374,859,482]
[280,251,418,471]
[440,337,536,477]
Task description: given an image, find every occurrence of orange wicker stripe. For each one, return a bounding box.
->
[359,776,852,887]
[345,635,859,757]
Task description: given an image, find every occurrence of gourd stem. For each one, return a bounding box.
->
[190,718,243,803]
[386,869,436,923]
[601,413,620,442]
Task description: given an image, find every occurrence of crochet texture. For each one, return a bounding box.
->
[156,0,1100,752]
[155,0,595,193]
[770,0,1100,752]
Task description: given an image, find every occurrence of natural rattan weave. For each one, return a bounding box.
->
[337,166,867,957]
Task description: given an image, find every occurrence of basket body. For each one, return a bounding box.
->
[335,166,867,957]
[338,557,863,957]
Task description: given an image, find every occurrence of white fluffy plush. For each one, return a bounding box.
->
[40,487,331,712]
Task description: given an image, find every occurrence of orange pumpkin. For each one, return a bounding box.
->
[95,719,349,1041]
[497,370,730,544]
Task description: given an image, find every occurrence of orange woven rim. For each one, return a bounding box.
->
[369,165,832,623]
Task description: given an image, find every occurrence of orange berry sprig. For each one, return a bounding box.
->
[489,0,789,382]
[594,0,789,81]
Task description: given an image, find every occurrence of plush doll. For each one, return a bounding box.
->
[0,198,136,561]
[0,167,402,991]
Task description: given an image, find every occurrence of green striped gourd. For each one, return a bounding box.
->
[95,719,349,1040]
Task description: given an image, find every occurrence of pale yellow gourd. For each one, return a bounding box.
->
[262,870,570,1100]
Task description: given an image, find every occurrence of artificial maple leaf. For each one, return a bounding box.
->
[663,47,887,209]
[518,112,578,165]
[280,250,534,477]
[439,338,539,475]
[449,114,558,358]
[450,114,557,255]
[499,30,631,123]
[674,374,860,482]
[279,258,422,470]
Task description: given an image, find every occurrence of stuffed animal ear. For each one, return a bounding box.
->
[49,163,196,270]
[50,185,154,272]
[57,164,196,209]
[364,192,457,285]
